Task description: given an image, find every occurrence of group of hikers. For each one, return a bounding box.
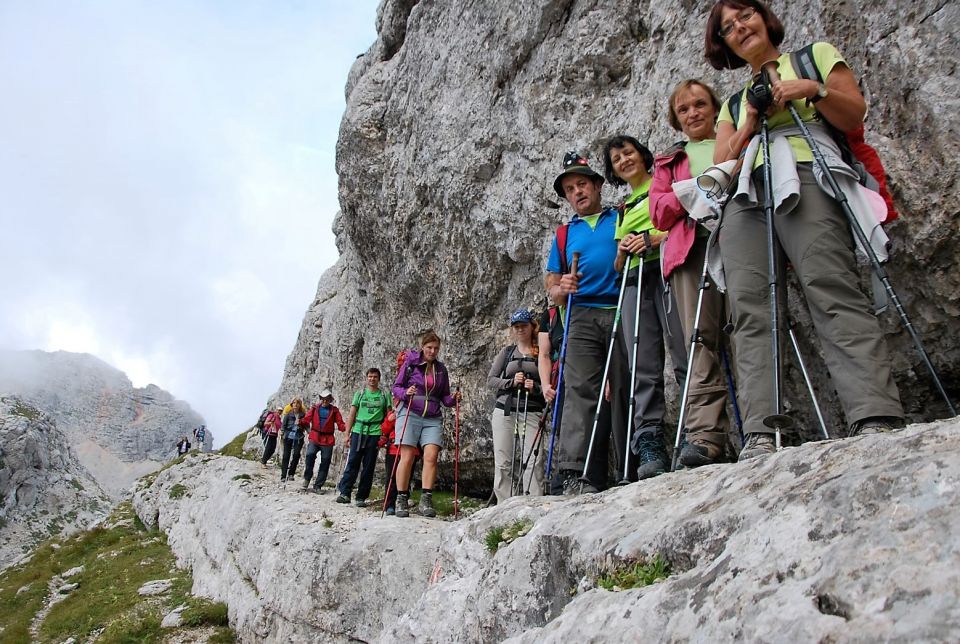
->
[252,0,951,513]
[256,337,460,518]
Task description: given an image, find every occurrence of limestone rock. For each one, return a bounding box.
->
[138,578,173,596]
[274,0,960,491]
[161,604,187,628]
[0,396,111,569]
[0,349,206,496]
[135,420,960,642]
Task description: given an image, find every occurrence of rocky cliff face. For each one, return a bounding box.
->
[276,1,960,486]
[0,396,111,569]
[0,350,206,496]
[133,420,960,642]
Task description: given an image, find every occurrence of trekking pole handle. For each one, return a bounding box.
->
[570,252,580,275]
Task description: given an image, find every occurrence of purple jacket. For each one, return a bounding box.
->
[392,351,456,418]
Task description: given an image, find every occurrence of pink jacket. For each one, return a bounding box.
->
[649,143,696,280]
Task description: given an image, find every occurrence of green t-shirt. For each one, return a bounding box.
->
[614,178,663,269]
[717,42,846,168]
[685,139,716,177]
[351,388,389,434]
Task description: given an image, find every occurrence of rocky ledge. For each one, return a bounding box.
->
[133,420,960,643]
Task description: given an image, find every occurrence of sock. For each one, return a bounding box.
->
[422,488,432,495]
[397,489,408,495]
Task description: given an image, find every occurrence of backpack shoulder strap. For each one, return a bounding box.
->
[727,90,744,129]
[556,223,569,274]
[499,345,517,380]
[790,43,823,83]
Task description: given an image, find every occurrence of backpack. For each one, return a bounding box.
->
[256,409,269,430]
[726,43,897,221]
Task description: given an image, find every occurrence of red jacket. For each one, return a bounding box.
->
[263,411,282,436]
[299,404,346,446]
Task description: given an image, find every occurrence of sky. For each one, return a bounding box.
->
[0,1,381,446]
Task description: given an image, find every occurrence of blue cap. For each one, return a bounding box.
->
[510,308,534,325]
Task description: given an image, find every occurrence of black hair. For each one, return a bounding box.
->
[602,135,654,187]
[366,367,381,377]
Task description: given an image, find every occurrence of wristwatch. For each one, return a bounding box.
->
[810,83,829,104]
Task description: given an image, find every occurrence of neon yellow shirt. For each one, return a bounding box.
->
[614,178,663,269]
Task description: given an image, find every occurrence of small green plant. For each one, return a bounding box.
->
[232,473,252,481]
[168,484,188,499]
[219,429,258,460]
[596,554,671,591]
[484,519,533,553]
[322,514,334,529]
[69,478,86,491]
[180,598,229,627]
[208,626,238,643]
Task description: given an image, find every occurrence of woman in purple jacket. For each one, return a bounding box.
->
[391,331,461,518]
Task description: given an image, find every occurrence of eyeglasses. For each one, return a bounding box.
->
[718,7,756,38]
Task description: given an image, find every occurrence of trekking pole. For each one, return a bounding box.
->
[511,387,522,497]
[520,411,549,494]
[546,252,580,480]
[719,344,745,446]
[763,61,955,417]
[338,431,350,479]
[518,390,529,494]
[381,395,413,519]
[787,318,830,440]
[454,384,461,520]
[580,250,632,489]
[671,246,711,471]
[619,242,644,485]
[757,106,795,449]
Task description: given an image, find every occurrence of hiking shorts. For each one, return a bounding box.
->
[394,410,443,448]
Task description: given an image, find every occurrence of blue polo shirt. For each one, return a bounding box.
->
[546,207,620,308]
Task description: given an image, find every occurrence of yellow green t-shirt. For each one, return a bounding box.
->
[685,139,716,177]
[613,178,664,269]
[717,42,846,168]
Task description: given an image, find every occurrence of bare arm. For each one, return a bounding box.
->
[770,63,866,132]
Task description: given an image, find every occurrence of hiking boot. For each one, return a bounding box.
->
[738,433,776,462]
[385,506,396,516]
[561,471,598,496]
[311,486,324,494]
[850,416,897,436]
[679,439,724,468]
[301,478,310,490]
[355,499,367,508]
[418,492,437,518]
[634,432,668,480]
[335,494,350,504]
[396,493,410,518]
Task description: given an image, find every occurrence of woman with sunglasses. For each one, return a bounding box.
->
[706,0,902,460]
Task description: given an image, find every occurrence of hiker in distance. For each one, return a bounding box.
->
[649,79,736,467]
[336,368,391,506]
[391,332,462,518]
[176,436,191,456]
[487,308,547,502]
[707,0,903,459]
[545,151,625,495]
[260,406,283,468]
[603,135,687,480]
[300,391,347,492]
[279,399,306,481]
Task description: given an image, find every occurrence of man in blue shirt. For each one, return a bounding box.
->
[545,151,624,494]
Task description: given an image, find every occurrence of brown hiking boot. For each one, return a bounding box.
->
[679,439,725,468]
[850,417,897,436]
[738,433,776,462]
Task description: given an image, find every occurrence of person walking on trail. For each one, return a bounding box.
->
[279,399,307,482]
[299,391,346,492]
[487,308,547,502]
[650,79,736,468]
[260,407,283,468]
[192,425,207,451]
[176,436,191,456]
[603,135,688,480]
[391,332,462,518]
[545,151,625,495]
[378,399,420,515]
[706,0,903,459]
[336,368,390,506]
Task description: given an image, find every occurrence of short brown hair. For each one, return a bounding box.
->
[704,0,785,70]
[667,79,722,131]
[420,331,442,347]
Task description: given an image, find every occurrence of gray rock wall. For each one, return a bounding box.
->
[0,396,110,570]
[277,0,960,487]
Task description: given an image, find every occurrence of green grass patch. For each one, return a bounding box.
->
[407,490,482,518]
[0,501,237,643]
[68,478,85,492]
[180,598,229,627]
[484,518,533,553]
[231,473,252,481]
[168,484,188,499]
[596,554,671,591]
[219,429,258,460]
[209,626,238,643]
[5,397,41,421]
